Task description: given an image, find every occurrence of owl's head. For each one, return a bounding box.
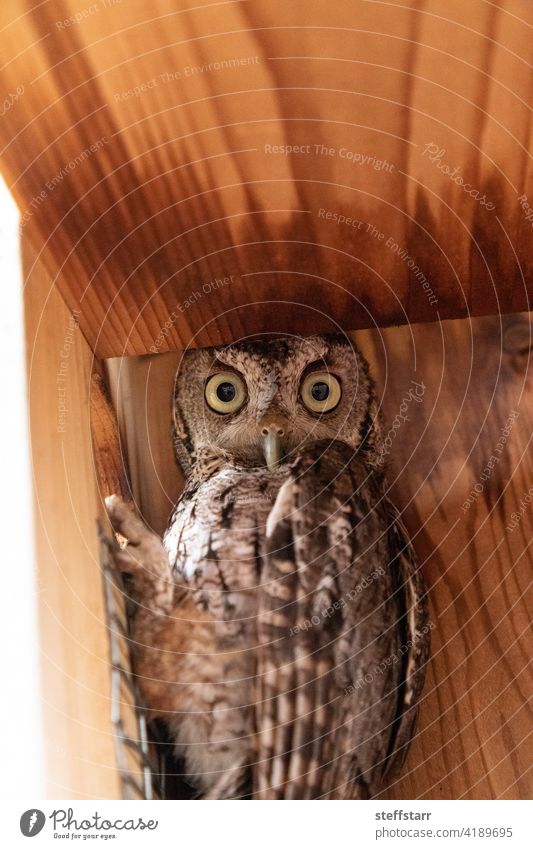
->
[172,335,381,474]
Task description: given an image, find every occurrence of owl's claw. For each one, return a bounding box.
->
[104,494,175,614]
[105,494,155,547]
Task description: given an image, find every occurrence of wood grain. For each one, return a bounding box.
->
[1,1,532,356]
[90,369,132,501]
[109,313,533,799]
[359,313,533,800]
[23,236,122,799]
[105,352,182,535]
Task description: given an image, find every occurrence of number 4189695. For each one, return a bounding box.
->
[463,828,513,838]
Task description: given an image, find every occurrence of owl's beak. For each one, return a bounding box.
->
[260,416,286,469]
[262,429,282,469]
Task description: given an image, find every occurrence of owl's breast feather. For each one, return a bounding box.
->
[163,465,290,610]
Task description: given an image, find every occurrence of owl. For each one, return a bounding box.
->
[106,334,429,800]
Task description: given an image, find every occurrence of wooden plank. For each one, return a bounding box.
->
[106,353,182,535]
[23,236,121,799]
[110,312,533,799]
[358,313,533,800]
[0,1,532,356]
[90,369,132,501]
[0,175,47,798]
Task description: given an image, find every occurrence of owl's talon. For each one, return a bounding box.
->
[105,494,156,547]
[115,532,129,550]
[104,493,175,613]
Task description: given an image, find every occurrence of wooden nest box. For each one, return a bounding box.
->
[1,0,531,800]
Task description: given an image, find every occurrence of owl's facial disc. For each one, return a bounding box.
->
[173,336,377,474]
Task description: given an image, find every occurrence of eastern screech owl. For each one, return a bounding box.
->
[106,334,429,799]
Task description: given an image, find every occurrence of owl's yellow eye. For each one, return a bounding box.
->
[204,372,247,414]
[300,372,342,413]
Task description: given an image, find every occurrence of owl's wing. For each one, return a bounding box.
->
[254,441,429,799]
[378,496,430,781]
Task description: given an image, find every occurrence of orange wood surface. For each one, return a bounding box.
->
[23,237,122,799]
[5,0,531,800]
[0,1,532,356]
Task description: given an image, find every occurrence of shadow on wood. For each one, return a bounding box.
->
[0,1,532,355]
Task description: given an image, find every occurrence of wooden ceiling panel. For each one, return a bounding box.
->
[0,0,531,355]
